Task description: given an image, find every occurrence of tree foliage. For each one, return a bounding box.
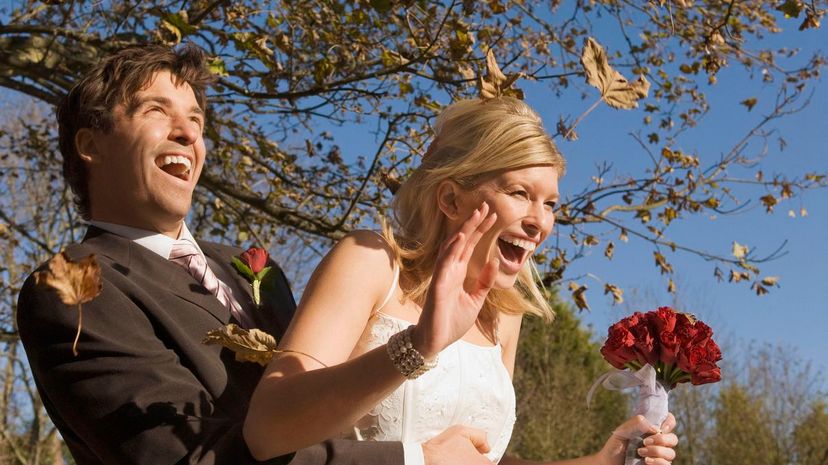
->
[1,0,827,302]
[509,295,628,460]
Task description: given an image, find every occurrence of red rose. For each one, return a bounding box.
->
[705,339,722,363]
[240,247,269,274]
[690,321,713,347]
[651,306,678,334]
[691,362,721,385]
[674,313,697,344]
[601,322,638,369]
[658,330,679,365]
[630,317,658,366]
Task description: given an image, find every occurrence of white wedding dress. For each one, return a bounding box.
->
[346,265,517,463]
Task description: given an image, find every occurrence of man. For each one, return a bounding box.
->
[17,44,491,465]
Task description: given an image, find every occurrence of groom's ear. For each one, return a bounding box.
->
[75,128,101,165]
[436,180,464,220]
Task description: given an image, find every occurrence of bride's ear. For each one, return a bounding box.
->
[436,180,463,220]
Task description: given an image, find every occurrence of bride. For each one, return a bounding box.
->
[244,97,679,465]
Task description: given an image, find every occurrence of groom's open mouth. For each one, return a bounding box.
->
[155,154,193,181]
[496,235,536,273]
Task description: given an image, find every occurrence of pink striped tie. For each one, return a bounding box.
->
[169,239,253,328]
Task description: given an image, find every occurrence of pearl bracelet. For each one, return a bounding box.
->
[386,325,438,379]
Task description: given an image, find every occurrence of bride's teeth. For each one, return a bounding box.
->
[501,237,536,251]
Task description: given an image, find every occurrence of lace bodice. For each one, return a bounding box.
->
[348,312,517,463]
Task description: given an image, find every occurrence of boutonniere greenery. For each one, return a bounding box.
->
[231,247,271,306]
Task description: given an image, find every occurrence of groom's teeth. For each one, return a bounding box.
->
[160,155,191,174]
[501,237,536,251]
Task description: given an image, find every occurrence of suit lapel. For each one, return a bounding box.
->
[80,227,231,325]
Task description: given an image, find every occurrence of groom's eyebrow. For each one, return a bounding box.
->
[126,96,204,117]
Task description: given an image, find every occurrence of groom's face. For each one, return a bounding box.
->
[81,70,206,237]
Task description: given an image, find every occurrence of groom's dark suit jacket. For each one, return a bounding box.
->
[17,227,402,465]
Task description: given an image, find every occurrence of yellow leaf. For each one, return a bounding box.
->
[740,97,758,111]
[203,324,278,366]
[732,241,749,259]
[581,37,650,109]
[667,279,676,294]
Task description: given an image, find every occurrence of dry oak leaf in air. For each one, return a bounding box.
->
[35,252,103,356]
[581,37,651,109]
[203,323,277,366]
[479,48,524,100]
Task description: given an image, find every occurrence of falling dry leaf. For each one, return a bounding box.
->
[603,283,624,305]
[761,276,780,287]
[581,37,650,109]
[478,48,524,100]
[568,282,589,311]
[203,324,278,366]
[35,252,102,356]
[740,97,758,111]
[731,241,749,259]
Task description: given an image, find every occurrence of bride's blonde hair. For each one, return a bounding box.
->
[383,97,565,329]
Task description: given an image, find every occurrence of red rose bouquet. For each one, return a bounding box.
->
[591,307,722,465]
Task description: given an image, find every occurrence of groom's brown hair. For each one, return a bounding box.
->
[57,43,215,220]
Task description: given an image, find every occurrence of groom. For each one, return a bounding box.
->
[17,44,491,465]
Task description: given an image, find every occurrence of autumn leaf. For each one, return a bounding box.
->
[580,37,650,109]
[35,252,102,356]
[478,48,523,100]
[203,324,278,366]
[740,97,758,111]
[761,276,780,287]
[776,0,803,18]
[604,241,615,260]
[731,241,749,259]
[603,283,624,305]
[568,282,589,311]
[654,251,673,275]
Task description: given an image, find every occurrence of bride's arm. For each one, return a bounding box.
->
[243,230,405,459]
[244,204,500,460]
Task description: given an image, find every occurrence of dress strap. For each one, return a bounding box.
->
[366,231,400,314]
[374,260,400,313]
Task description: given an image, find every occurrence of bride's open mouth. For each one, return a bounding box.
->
[155,154,192,181]
[496,235,536,273]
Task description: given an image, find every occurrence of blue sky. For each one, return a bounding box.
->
[541,25,828,390]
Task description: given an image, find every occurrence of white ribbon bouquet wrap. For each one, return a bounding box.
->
[588,364,669,465]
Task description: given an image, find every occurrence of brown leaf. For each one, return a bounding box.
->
[604,241,615,260]
[740,97,758,111]
[478,48,523,100]
[603,283,624,305]
[203,324,278,366]
[568,282,589,311]
[35,252,102,355]
[653,251,673,275]
[581,37,650,109]
[35,252,102,306]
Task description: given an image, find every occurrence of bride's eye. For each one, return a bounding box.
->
[509,190,529,199]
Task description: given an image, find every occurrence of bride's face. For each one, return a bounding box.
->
[442,165,560,289]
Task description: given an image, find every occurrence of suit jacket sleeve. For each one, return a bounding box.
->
[17,253,404,465]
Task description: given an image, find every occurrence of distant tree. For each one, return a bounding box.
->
[508,294,627,460]
[710,383,779,465]
[793,400,828,465]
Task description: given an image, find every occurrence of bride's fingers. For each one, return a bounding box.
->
[637,444,676,462]
[461,212,497,263]
[660,412,677,434]
[644,432,678,448]
[469,257,499,300]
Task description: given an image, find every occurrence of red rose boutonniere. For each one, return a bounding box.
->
[231,247,271,306]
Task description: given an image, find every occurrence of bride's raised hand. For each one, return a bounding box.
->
[413,202,498,359]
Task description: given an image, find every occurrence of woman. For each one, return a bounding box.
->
[244,97,678,465]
